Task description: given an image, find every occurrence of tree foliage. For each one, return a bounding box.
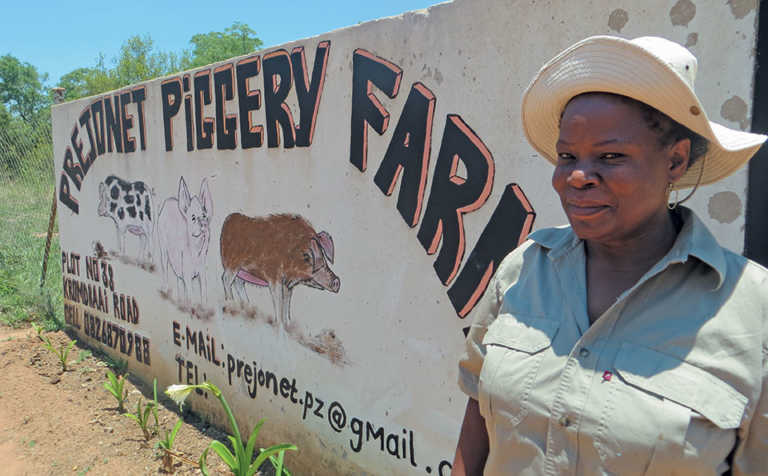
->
[56,22,262,101]
[58,35,185,101]
[0,21,264,178]
[115,35,186,86]
[184,21,263,69]
[0,55,51,179]
[0,54,50,122]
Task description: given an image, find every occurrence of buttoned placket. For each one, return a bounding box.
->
[541,241,689,475]
[542,240,661,475]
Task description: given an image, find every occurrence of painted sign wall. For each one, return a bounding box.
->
[52,0,760,473]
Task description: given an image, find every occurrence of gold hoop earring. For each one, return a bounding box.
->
[667,183,677,210]
[672,154,707,209]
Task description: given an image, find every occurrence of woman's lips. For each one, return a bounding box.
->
[565,202,611,217]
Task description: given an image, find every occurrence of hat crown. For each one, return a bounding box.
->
[631,36,698,89]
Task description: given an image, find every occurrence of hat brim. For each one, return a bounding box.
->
[521,36,766,188]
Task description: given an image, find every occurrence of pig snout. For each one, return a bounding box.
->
[310,267,340,293]
[329,274,340,293]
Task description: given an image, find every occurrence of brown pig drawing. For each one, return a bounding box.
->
[220,213,340,329]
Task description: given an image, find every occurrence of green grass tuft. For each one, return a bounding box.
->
[0,179,63,330]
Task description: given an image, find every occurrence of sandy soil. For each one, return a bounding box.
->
[0,325,249,476]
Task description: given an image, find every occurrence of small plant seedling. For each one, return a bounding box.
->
[268,450,292,476]
[124,397,155,441]
[152,378,160,432]
[103,369,128,413]
[76,349,92,363]
[155,419,183,473]
[39,334,76,372]
[98,351,128,375]
[109,357,128,375]
[30,322,44,340]
[167,382,297,476]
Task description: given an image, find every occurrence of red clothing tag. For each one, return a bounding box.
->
[602,370,613,382]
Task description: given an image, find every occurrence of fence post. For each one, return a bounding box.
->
[39,88,65,289]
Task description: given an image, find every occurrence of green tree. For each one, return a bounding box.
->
[0,54,50,122]
[57,36,186,100]
[114,35,184,85]
[184,21,262,69]
[0,102,12,130]
[56,22,262,102]
[58,67,104,101]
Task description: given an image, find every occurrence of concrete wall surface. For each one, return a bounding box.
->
[51,0,759,473]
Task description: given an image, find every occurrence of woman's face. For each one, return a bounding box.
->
[552,94,687,245]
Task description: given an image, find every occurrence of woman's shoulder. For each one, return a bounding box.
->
[720,247,768,299]
[678,208,768,303]
[493,225,576,288]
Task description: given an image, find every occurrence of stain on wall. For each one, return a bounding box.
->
[727,0,757,19]
[721,95,749,130]
[49,1,760,473]
[708,191,743,224]
[608,9,629,32]
[670,0,697,26]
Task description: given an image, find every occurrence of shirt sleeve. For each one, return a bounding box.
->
[457,248,524,400]
[732,350,768,475]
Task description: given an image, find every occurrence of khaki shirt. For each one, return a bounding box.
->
[458,208,768,475]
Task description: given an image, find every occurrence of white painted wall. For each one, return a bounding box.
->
[52,1,759,473]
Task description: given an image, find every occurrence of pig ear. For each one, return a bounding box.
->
[177,176,191,215]
[200,178,213,216]
[314,231,334,263]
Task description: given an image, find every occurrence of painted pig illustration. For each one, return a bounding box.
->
[97,175,153,261]
[156,177,213,306]
[220,213,340,329]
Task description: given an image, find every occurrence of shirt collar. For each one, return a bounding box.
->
[528,206,727,289]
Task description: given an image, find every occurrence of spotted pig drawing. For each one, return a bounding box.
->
[156,177,213,306]
[97,175,154,261]
[220,213,340,330]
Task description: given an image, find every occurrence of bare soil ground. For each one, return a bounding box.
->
[0,325,239,476]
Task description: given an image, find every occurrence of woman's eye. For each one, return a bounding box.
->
[601,153,622,160]
[557,153,575,161]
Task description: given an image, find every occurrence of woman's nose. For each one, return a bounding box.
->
[567,163,599,188]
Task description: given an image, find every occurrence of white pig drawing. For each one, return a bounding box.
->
[156,177,213,306]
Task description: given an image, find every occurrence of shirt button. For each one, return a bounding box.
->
[579,348,590,358]
[558,415,571,427]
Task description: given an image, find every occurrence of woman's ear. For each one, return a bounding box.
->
[668,138,691,183]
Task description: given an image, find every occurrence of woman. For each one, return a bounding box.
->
[452,36,768,475]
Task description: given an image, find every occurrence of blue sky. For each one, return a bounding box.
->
[1,0,443,85]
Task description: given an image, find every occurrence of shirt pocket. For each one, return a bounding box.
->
[478,312,560,428]
[596,342,747,476]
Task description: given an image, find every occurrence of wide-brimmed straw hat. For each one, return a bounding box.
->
[521,35,767,188]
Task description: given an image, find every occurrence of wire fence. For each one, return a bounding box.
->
[0,114,62,327]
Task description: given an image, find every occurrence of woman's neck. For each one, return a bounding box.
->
[585,210,679,273]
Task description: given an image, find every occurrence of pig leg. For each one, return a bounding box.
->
[233,278,249,302]
[198,270,207,304]
[221,269,237,301]
[268,283,281,329]
[173,262,187,306]
[175,275,183,303]
[138,233,147,262]
[281,284,293,328]
[120,228,127,255]
[159,245,169,293]
[114,224,124,255]
[268,282,293,332]
[181,268,192,307]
